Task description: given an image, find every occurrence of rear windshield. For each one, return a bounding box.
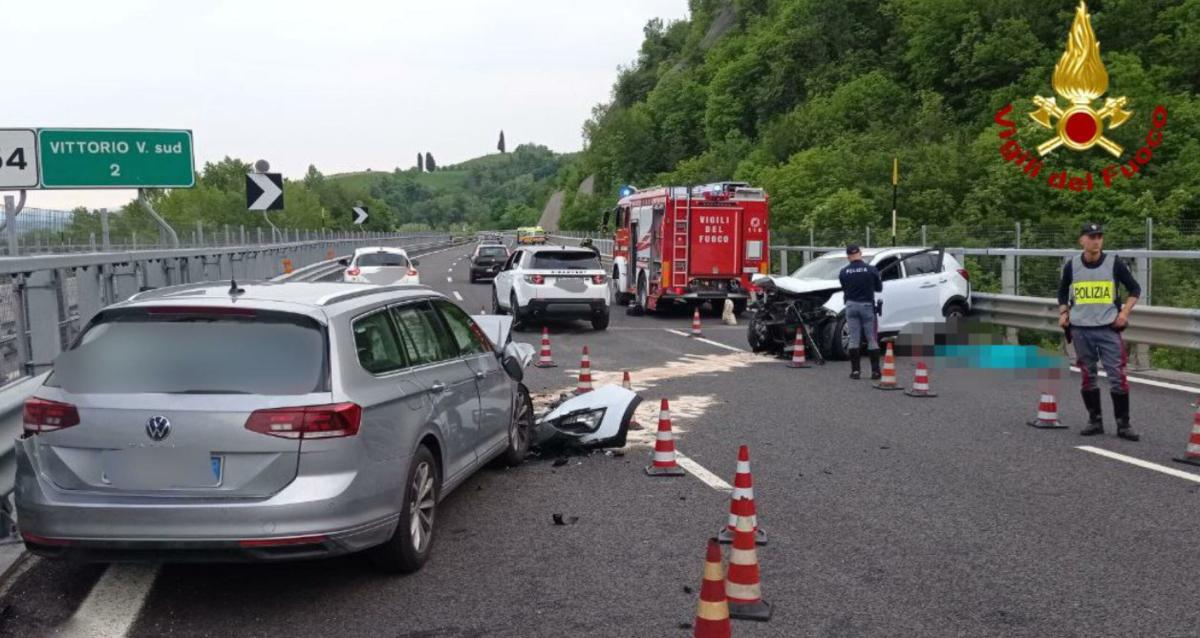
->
[48,309,327,395]
[356,252,410,267]
[531,251,601,270]
[476,246,508,257]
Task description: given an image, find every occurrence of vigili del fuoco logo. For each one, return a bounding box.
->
[993,1,1166,192]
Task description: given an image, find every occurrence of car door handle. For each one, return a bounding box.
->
[429,382,447,393]
[919,282,937,288]
[938,278,948,283]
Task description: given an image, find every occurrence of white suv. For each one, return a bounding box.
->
[342,247,420,285]
[492,246,611,330]
[761,247,971,358]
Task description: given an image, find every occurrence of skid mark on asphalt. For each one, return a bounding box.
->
[57,564,158,638]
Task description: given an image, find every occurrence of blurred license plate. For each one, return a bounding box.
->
[555,278,586,293]
[102,449,220,489]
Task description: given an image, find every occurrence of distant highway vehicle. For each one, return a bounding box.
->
[491,245,611,330]
[469,244,510,282]
[515,226,547,245]
[748,247,971,359]
[16,282,537,573]
[342,246,421,285]
[605,182,769,316]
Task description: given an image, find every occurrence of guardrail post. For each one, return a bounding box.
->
[25,270,62,372]
[1001,254,1018,344]
[224,225,231,246]
[132,231,138,249]
[3,195,19,257]
[100,208,111,251]
[76,265,104,327]
[196,220,204,246]
[89,233,96,252]
[779,250,788,276]
[9,275,31,374]
[921,225,927,246]
[1131,256,1152,369]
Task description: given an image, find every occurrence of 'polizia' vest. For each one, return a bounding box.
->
[1069,253,1118,327]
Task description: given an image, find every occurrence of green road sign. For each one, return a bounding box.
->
[38,129,194,189]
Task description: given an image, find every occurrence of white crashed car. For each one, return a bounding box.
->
[491,245,610,330]
[343,247,420,285]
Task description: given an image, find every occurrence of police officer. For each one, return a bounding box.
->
[1058,222,1141,441]
[839,245,883,380]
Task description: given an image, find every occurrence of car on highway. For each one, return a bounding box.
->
[468,244,511,282]
[342,246,421,285]
[15,281,537,573]
[491,245,611,331]
[748,247,971,358]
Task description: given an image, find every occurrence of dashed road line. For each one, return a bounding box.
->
[1069,366,1200,395]
[446,276,453,283]
[57,564,158,638]
[453,291,463,301]
[665,329,746,353]
[675,452,732,492]
[1076,446,1200,484]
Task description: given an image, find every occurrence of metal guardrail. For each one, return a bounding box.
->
[972,293,1200,350]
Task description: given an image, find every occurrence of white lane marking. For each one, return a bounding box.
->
[675,452,732,492]
[1069,366,1200,395]
[665,329,746,353]
[1076,446,1200,484]
[446,276,453,283]
[453,291,463,301]
[57,564,159,638]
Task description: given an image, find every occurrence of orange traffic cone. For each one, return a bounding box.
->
[1172,406,1200,467]
[645,398,685,477]
[725,503,772,622]
[693,538,732,638]
[691,308,703,337]
[574,346,593,394]
[623,371,643,430]
[1027,393,1067,429]
[535,328,557,368]
[873,342,901,391]
[786,331,811,369]
[718,445,767,546]
[904,361,938,398]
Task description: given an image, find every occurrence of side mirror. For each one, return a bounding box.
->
[750,273,771,285]
[500,341,534,382]
[411,259,420,267]
[337,258,350,267]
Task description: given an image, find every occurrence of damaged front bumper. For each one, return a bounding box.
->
[534,385,642,449]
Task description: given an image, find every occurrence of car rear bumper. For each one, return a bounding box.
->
[524,298,608,318]
[470,264,503,277]
[14,442,407,562]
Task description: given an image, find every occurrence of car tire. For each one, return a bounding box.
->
[369,444,440,575]
[491,287,506,315]
[592,310,610,331]
[747,316,769,353]
[626,274,648,316]
[499,385,533,467]
[510,292,526,330]
[943,301,968,320]
[612,266,632,306]
[828,314,851,361]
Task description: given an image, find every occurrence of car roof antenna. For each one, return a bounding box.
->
[229,279,245,296]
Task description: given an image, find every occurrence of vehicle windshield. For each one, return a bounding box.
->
[531,251,601,270]
[477,246,508,258]
[357,252,410,268]
[48,310,327,395]
[791,256,852,280]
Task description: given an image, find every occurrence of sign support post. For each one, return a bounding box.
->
[138,188,179,247]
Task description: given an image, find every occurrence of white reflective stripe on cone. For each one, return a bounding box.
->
[725,582,763,600]
[730,486,753,500]
[656,431,674,441]
[1187,443,1200,455]
[654,451,676,462]
[1037,411,1057,420]
[729,547,757,564]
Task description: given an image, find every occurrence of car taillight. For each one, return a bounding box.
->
[239,534,328,548]
[23,397,80,435]
[591,274,606,285]
[407,268,419,277]
[244,403,362,439]
[957,268,970,281]
[525,274,545,285]
[346,267,361,277]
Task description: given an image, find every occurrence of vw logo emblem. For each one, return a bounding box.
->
[145,416,171,441]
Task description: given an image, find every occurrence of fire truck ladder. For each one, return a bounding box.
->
[672,189,690,289]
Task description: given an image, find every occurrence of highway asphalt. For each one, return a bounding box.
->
[1,242,1198,637]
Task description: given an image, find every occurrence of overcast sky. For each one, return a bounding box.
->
[6,0,689,210]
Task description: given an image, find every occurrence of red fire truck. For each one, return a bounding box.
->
[605,182,770,314]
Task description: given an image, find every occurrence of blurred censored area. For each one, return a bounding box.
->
[893,317,1066,376]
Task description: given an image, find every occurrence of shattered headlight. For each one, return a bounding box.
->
[553,408,607,434]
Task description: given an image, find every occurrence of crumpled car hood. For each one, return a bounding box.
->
[763,275,842,296]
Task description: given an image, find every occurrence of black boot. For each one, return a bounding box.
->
[868,349,882,381]
[849,348,861,379]
[1112,392,1139,441]
[1079,388,1104,436]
